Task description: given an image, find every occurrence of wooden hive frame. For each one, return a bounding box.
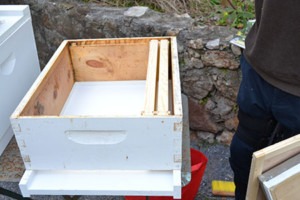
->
[259,153,300,200]
[246,134,300,200]
[142,39,174,116]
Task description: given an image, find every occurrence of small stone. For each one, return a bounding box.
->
[165,28,182,36]
[187,39,203,50]
[206,38,220,50]
[225,35,234,42]
[211,96,233,117]
[174,13,191,19]
[205,99,216,110]
[187,49,200,58]
[182,57,204,70]
[202,51,239,69]
[197,131,215,144]
[212,75,218,81]
[124,6,148,17]
[60,3,74,11]
[188,98,219,133]
[231,44,242,56]
[182,68,214,100]
[216,131,234,145]
[191,58,204,69]
[225,116,239,131]
[190,130,198,141]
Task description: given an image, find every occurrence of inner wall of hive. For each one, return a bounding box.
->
[20,44,75,116]
[20,39,173,116]
[69,39,150,81]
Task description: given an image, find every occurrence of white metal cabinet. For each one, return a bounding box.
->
[0,5,40,155]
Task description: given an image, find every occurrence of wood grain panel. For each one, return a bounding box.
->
[21,42,74,116]
[70,41,149,81]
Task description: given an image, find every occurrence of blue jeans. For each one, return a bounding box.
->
[229,55,300,200]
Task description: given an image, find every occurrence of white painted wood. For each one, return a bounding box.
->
[61,81,146,116]
[0,5,30,44]
[246,134,300,200]
[0,5,40,155]
[259,153,300,200]
[19,169,180,198]
[259,153,300,183]
[264,168,298,193]
[19,170,35,197]
[65,130,127,145]
[173,170,182,199]
[13,116,182,170]
[11,37,183,198]
[170,37,182,116]
[262,163,300,200]
[0,126,14,154]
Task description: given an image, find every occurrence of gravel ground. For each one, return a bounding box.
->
[0,141,234,200]
[191,140,235,200]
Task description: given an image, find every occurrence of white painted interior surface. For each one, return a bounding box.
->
[61,81,146,116]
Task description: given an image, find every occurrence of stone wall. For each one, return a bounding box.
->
[5,0,242,145]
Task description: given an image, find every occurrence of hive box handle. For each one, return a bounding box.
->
[65,130,127,145]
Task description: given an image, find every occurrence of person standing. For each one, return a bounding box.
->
[229,0,300,199]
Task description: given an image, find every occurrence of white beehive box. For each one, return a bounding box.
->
[11,37,183,198]
[0,5,40,155]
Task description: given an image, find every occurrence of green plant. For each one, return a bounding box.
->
[199,92,212,105]
[233,104,239,113]
[199,97,209,105]
[216,0,254,29]
[210,0,221,6]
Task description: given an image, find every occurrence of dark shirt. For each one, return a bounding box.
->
[244,0,300,97]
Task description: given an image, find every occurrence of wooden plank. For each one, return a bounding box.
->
[259,153,300,183]
[142,40,159,115]
[170,37,182,116]
[270,168,300,199]
[70,38,149,46]
[12,117,180,170]
[16,41,74,116]
[259,154,300,199]
[246,134,300,200]
[157,39,170,115]
[68,37,167,47]
[19,169,177,198]
[19,170,35,197]
[173,169,181,199]
[69,42,149,81]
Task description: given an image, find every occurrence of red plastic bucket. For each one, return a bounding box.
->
[125,148,208,200]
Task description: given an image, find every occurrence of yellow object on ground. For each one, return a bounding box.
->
[212,180,235,197]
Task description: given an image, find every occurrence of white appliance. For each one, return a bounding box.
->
[0,5,40,154]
